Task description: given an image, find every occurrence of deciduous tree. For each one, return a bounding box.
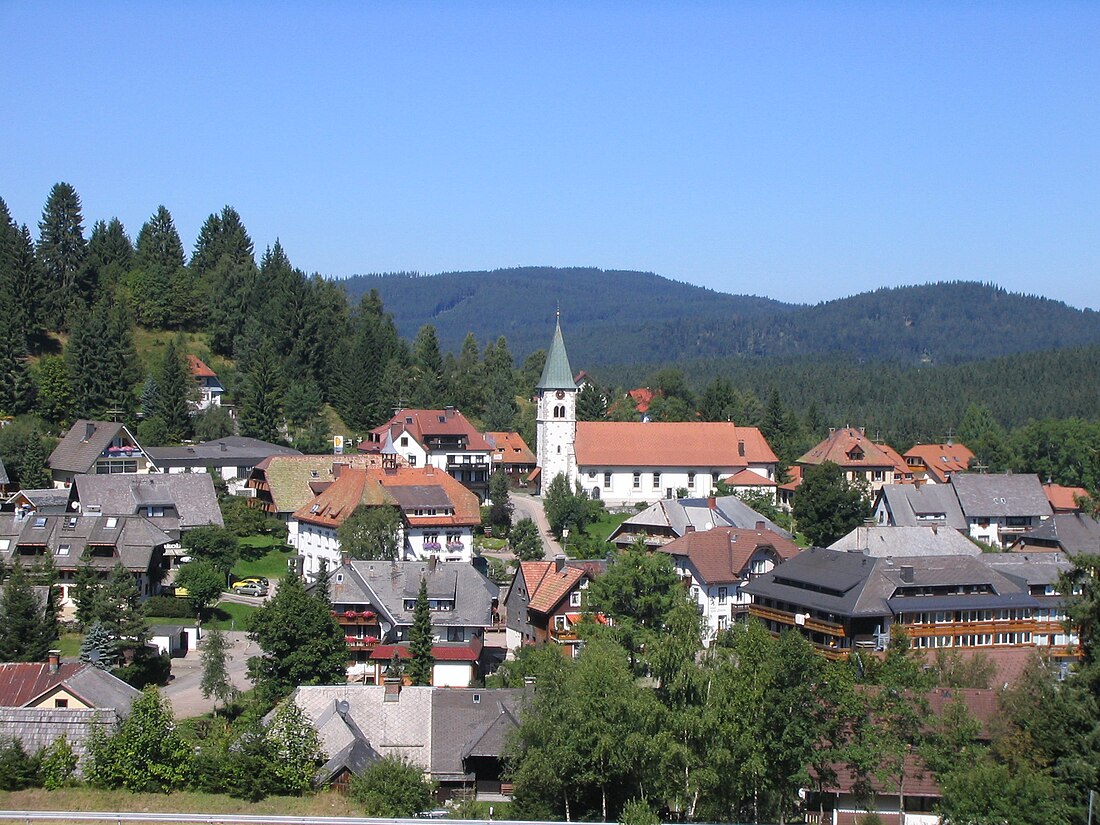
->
[792,460,871,547]
[337,505,402,562]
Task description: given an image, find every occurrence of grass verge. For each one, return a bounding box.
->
[233,537,294,581]
[0,788,358,818]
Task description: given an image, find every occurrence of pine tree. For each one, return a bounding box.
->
[151,337,193,442]
[406,577,434,686]
[200,627,237,713]
[238,339,285,443]
[19,429,51,489]
[87,217,133,297]
[80,622,113,669]
[0,559,56,661]
[411,325,445,408]
[37,182,91,328]
[130,206,188,328]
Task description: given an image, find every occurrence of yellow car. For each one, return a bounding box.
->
[174,586,190,599]
[231,576,269,590]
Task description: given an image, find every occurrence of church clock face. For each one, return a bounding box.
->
[555,390,565,399]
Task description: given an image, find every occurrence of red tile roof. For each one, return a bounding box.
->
[721,469,777,487]
[485,432,536,466]
[293,466,480,529]
[904,442,975,484]
[657,527,800,585]
[187,355,217,378]
[517,561,596,616]
[798,427,905,471]
[1043,482,1089,513]
[0,662,83,707]
[628,388,656,413]
[574,423,777,468]
[361,409,491,453]
[368,640,481,662]
[779,465,803,492]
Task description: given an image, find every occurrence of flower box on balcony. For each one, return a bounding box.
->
[446,542,463,551]
[424,542,442,550]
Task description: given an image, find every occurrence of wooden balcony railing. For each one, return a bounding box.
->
[750,605,847,638]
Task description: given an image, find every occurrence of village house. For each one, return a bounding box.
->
[146,436,300,484]
[0,509,173,610]
[797,427,912,495]
[0,654,140,772]
[187,355,225,410]
[1012,512,1100,555]
[74,472,223,541]
[533,318,779,506]
[4,487,74,515]
[657,525,800,642]
[326,557,499,685]
[289,460,481,579]
[287,684,524,799]
[902,441,975,485]
[484,431,537,487]
[950,473,1052,549]
[830,523,982,558]
[608,494,791,549]
[1042,481,1090,514]
[47,420,155,487]
[873,484,968,530]
[360,407,493,501]
[742,547,1077,665]
[503,556,607,656]
[246,454,401,522]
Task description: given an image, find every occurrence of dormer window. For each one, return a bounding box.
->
[64,517,78,529]
[310,504,321,514]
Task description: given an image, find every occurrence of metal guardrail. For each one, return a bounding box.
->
[0,813,779,825]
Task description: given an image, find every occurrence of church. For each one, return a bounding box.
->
[535,318,779,507]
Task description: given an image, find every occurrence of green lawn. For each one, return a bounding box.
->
[585,510,631,541]
[0,788,359,818]
[147,600,259,631]
[57,631,82,658]
[232,536,295,581]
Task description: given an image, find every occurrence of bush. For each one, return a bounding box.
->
[144,596,194,618]
[620,798,659,825]
[349,756,436,816]
[0,736,40,790]
[39,737,78,789]
[113,650,171,688]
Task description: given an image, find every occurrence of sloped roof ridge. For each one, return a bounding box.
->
[536,318,576,391]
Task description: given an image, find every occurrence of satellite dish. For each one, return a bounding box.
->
[71,501,80,510]
[336,699,350,716]
[704,522,713,530]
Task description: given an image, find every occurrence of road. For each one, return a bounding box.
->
[510,492,563,560]
[160,629,259,718]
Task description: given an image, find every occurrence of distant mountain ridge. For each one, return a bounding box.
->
[341,268,1100,366]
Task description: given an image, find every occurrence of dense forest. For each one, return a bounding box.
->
[346,268,1100,366]
[2,182,1100,496]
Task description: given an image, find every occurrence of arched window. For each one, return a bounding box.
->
[553,405,565,418]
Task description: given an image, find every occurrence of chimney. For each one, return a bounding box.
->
[84,422,96,440]
[755,520,765,530]
[685,525,696,533]
[428,555,438,573]
[333,462,345,479]
[425,465,435,476]
[48,650,61,673]
[707,496,716,510]
[554,554,565,573]
[341,551,350,567]
[383,675,402,702]
[900,565,915,583]
[829,427,836,436]
[219,441,227,452]
[738,440,746,457]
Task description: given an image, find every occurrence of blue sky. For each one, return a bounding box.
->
[3,2,1099,308]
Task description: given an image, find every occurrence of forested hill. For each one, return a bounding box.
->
[343,269,1100,366]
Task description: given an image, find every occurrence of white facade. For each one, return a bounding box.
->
[536,386,577,489]
[577,465,773,508]
[403,525,474,563]
[966,515,1044,550]
[669,551,780,644]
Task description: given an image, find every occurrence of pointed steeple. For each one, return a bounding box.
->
[536,313,576,391]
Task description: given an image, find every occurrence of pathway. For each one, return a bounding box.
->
[510,492,564,560]
[160,629,259,718]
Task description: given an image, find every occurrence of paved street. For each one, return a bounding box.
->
[160,629,259,719]
[510,492,564,560]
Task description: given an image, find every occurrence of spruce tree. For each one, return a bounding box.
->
[12,224,47,343]
[131,205,188,328]
[406,577,434,686]
[87,217,133,296]
[99,565,149,667]
[453,333,484,413]
[238,339,286,443]
[37,182,91,328]
[80,622,113,669]
[151,337,193,442]
[333,291,402,430]
[411,325,445,408]
[0,558,57,661]
[0,312,33,417]
[19,429,51,489]
[73,560,102,630]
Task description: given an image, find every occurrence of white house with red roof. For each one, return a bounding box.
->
[797,427,912,495]
[903,441,975,485]
[359,407,493,501]
[187,355,224,410]
[533,320,779,506]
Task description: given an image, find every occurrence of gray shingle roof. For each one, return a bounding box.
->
[830,525,980,557]
[951,474,1052,519]
[145,437,300,469]
[75,473,224,533]
[1016,514,1100,556]
[610,495,790,545]
[47,421,143,474]
[0,512,172,575]
[0,458,8,486]
[0,707,121,769]
[877,484,967,529]
[535,318,576,391]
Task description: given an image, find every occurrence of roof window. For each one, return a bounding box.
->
[56,544,71,556]
[105,517,118,528]
[33,517,47,529]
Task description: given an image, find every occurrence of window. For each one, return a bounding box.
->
[57,544,71,556]
[633,472,641,489]
[712,473,721,487]
[105,517,118,528]
[687,472,695,489]
[718,616,728,631]
[570,590,582,607]
[33,517,46,528]
[447,627,466,642]
[0,540,8,551]
[400,436,409,447]
[147,506,164,518]
[407,455,416,466]
[653,472,661,489]
[872,470,884,482]
[588,471,596,479]
[604,472,612,489]
[718,587,727,604]
[64,516,78,529]
[54,698,68,708]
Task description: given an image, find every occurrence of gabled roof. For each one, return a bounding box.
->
[484,432,536,466]
[628,387,656,414]
[797,427,905,471]
[830,525,981,557]
[877,484,967,529]
[362,409,491,454]
[146,437,300,468]
[7,488,74,512]
[1015,513,1100,555]
[904,442,975,483]
[75,473,223,531]
[1042,482,1089,513]
[950,474,1052,519]
[250,455,389,514]
[574,422,777,468]
[0,512,172,574]
[722,469,777,487]
[0,662,139,710]
[536,318,576,391]
[609,495,791,545]
[186,354,218,378]
[658,527,799,585]
[48,421,148,475]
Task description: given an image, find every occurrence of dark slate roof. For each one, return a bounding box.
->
[0,512,172,574]
[1015,514,1100,556]
[981,551,1072,588]
[830,525,980,557]
[330,560,498,629]
[47,421,141,474]
[610,495,791,545]
[387,485,454,510]
[877,484,967,529]
[951,474,1052,519]
[0,707,121,766]
[8,488,75,513]
[145,436,300,469]
[431,688,523,781]
[75,473,224,531]
[535,318,576,391]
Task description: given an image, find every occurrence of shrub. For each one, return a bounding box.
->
[0,736,40,790]
[349,756,436,817]
[143,596,194,618]
[39,737,78,789]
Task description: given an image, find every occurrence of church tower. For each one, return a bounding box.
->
[535,314,577,490]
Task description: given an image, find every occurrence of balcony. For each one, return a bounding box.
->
[750,605,847,638]
[345,636,380,651]
[446,542,464,552]
[334,610,378,626]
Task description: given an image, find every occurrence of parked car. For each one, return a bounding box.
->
[232,582,269,597]
[231,576,269,589]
